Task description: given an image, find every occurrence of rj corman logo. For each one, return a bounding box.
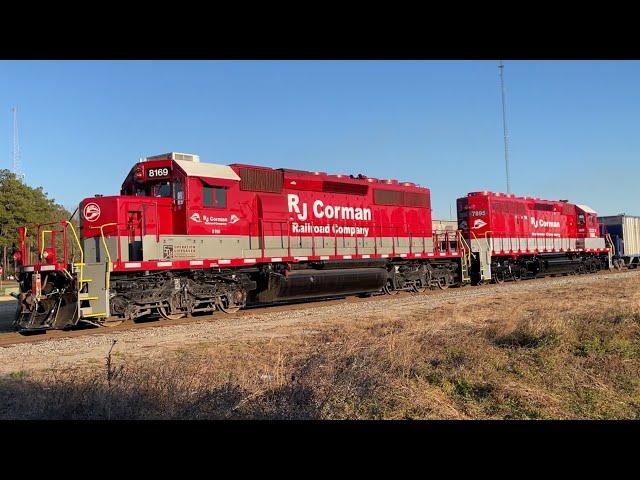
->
[83,203,101,222]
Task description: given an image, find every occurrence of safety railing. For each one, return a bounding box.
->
[255,220,462,259]
[17,220,82,269]
[478,231,579,254]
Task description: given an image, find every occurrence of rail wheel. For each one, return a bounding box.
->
[494,270,505,284]
[217,294,241,314]
[436,276,449,290]
[158,295,186,320]
[412,280,428,293]
[512,267,524,282]
[383,279,399,295]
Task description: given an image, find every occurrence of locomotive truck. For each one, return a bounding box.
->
[12,152,613,332]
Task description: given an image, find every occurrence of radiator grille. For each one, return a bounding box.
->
[322,181,369,196]
[374,189,429,208]
[239,168,283,193]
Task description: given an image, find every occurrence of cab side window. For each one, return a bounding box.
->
[203,186,227,208]
[578,213,585,225]
[174,181,184,206]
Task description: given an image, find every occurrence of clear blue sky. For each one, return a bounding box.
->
[1,60,638,218]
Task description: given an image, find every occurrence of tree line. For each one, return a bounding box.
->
[0,169,72,277]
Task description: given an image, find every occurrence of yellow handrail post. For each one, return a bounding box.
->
[65,221,85,287]
[40,230,53,258]
[96,222,118,290]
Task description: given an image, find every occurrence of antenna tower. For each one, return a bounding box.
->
[498,61,511,194]
[11,106,24,181]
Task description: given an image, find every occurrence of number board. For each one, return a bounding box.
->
[146,167,171,179]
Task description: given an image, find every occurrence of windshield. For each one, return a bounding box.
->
[129,181,172,198]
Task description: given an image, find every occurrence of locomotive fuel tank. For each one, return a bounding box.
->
[255,267,388,303]
[540,256,584,274]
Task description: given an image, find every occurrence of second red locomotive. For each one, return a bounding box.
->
[457,191,609,283]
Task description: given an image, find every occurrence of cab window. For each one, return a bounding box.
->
[174,181,184,206]
[577,213,585,225]
[153,182,172,198]
[203,186,227,208]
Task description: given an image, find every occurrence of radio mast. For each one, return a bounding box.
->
[11,106,24,181]
[498,61,511,194]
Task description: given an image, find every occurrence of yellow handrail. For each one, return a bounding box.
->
[95,222,118,291]
[459,234,476,260]
[40,230,53,258]
[65,221,83,264]
[65,221,85,286]
[470,230,492,252]
[95,223,118,264]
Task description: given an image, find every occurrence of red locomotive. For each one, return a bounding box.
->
[457,191,609,283]
[13,152,465,331]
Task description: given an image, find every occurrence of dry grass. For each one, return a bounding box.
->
[2,277,640,419]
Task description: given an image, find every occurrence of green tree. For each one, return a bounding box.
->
[0,169,72,274]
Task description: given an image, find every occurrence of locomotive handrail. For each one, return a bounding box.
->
[40,230,53,258]
[254,219,445,259]
[89,223,119,265]
[64,221,83,265]
[89,222,118,291]
[484,231,493,252]
[459,234,476,260]
[64,220,85,286]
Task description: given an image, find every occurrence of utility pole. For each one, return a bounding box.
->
[11,106,23,181]
[498,61,511,194]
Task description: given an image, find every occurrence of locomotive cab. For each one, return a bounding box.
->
[80,152,242,264]
[575,204,605,250]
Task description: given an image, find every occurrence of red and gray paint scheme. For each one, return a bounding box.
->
[13,152,465,331]
[457,191,611,283]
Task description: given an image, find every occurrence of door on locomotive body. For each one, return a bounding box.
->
[128,179,171,261]
[171,170,187,234]
[127,210,143,261]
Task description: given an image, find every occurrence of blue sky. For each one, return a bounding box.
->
[0,60,638,218]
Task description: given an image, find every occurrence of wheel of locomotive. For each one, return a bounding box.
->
[158,294,186,320]
[494,269,505,284]
[217,294,241,314]
[512,267,523,282]
[412,279,428,293]
[158,306,186,320]
[383,279,399,295]
[436,276,449,290]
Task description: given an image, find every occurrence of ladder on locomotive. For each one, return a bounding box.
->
[67,222,110,322]
[459,234,473,284]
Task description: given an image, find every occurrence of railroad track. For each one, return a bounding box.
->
[0,268,637,348]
